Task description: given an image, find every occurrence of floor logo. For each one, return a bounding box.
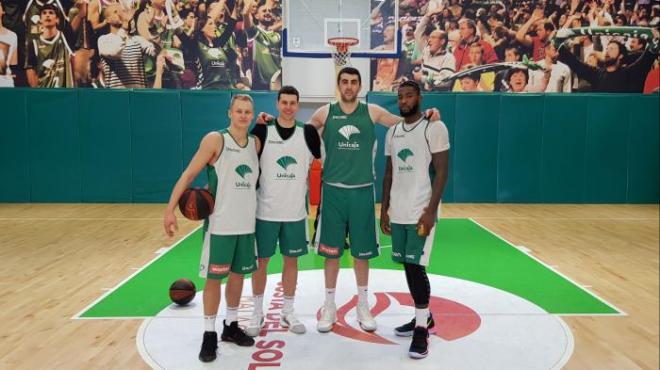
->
[137,269,573,370]
[321,292,480,345]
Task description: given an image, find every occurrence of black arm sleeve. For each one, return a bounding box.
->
[214,18,237,48]
[251,124,267,157]
[304,124,322,159]
[558,45,600,85]
[624,49,657,80]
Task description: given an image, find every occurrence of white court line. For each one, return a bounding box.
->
[71,226,202,320]
[468,218,627,316]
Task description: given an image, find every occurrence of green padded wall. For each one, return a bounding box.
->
[584,96,629,203]
[497,95,543,202]
[453,94,500,202]
[541,95,588,203]
[0,90,657,204]
[627,95,659,203]
[0,89,29,202]
[79,89,132,202]
[130,90,183,203]
[27,90,82,202]
[180,91,232,188]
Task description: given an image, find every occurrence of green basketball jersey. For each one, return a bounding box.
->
[322,102,376,186]
[249,27,281,90]
[196,35,237,89]
[31,32,74,88]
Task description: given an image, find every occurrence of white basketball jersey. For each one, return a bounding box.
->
[257,122,312,221]
[207,130,260,235]
[388,119,444,224]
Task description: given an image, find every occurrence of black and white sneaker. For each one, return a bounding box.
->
[198,331,218,362]
[394,314,435,337]
[408,326,429,359]
[221,320,255,346]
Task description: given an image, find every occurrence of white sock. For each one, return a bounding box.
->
[253,295,264,316]
[204,315,216,332]
[226,306,238,324]
[282,295,294,315]
[325,288,335,305]
[357,285,369,306]
[415,308,430,328]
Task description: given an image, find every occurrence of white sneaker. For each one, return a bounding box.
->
[280,312,306,334]
[317,303,337,333]
[356,303,377,332]
[245,312,264,337]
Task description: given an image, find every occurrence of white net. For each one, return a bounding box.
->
[329,38,358,69]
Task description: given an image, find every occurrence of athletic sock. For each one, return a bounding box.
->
[325,288,336,305]
[253,295,264,316]
[226,306,238,324]
[357,285,369,306]
[204,315,216,332]
[283,295,295,315]
[415,308,430,328]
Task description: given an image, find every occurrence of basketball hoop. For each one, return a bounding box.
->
[328,37,359,68]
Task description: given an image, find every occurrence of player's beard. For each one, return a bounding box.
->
[604,56,618,67]
[400,102,420,117]
[340,91,357,103]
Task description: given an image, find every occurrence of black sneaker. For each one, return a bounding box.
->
[394,314,435,337]
[198,331,218,362]
[408,326,429,359]
[221,320,255,346]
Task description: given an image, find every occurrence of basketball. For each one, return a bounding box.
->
[178,188,215,221]
[169,278,196,306]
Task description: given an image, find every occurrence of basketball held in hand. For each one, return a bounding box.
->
[178,188,215,220]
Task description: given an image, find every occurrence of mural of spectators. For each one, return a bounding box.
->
[369,0,660,94]
[0,0,284,90]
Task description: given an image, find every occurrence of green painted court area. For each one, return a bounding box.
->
[78,218,619,318]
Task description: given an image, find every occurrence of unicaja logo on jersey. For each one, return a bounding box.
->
[338,125,360,150]
[397,148,414,172]
[397,149,413,162]
[276,156,297,180]
[234,164,253,189]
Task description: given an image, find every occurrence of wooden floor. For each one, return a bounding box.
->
[0,204,657,370]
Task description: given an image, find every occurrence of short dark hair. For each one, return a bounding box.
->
[398,80,421,95]
[542,21,556,32]
[40,3,59,14]
[507,67,529,83]
[278,85,299,101]
[337,66,361,86]
[609,40,628,59]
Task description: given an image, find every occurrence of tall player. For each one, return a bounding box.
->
[307,67,440,333]
[381,81,449,359]
[164,95,260,363]
[245,85,321,337]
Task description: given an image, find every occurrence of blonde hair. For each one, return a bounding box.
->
[229,94,254,109]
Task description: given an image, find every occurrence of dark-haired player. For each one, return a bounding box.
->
[381,80,449,359]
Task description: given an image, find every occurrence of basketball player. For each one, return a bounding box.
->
[25,4,78,87]
[381,80,449,359]
[258,67,440,333]
[245,85,322,337]
[164,94,260,363]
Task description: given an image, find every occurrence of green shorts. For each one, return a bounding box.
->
[390,223,436,266]
[200,230,257,280]
[315,183,379,259]
[255,219,309,258]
